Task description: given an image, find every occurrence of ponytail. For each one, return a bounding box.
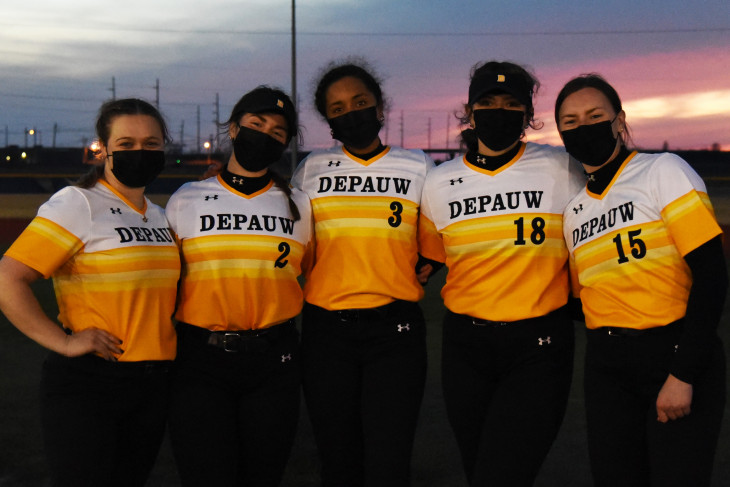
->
[270,170,300,222]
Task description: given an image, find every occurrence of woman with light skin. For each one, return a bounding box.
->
[0,98,179,487]
[557,74,727,487]
[418,60,584,486]
[291,60,434,487]
[166,86,312,487]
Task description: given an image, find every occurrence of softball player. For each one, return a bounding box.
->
[291,60,433,487]
[557,74,727,487]
[166,87,312,486]
[418,61,584,486]
[0,99,179,487]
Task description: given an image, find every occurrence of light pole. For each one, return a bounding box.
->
[290,0,298,176]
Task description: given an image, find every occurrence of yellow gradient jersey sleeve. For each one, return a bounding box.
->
[419,143,585,322]
[5,180,180,361]
[291,146,433,310]
[563,152,722,330]
[166,175,312,331]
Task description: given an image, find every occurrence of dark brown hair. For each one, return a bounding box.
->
[459,61,542,151]
[554,73,632,147]
[313,58,385,120]
[224,87,301,221]
[77,98,169,188]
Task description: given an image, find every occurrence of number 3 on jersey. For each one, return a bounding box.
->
[388,201,403,228]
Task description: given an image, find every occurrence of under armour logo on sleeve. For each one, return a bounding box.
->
[110,208,122,215]
[281,354,292,363]
[538,336,551,346]
[450,178,463,185]
[204,195,219,201]
[397,323,410,332]
[573,204,583,214]
[328,160,341,167]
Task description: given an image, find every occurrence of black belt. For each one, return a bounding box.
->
[591,320,681,338]
[458,304,568,329]
[178,320,295,353]
[312,300,406,323]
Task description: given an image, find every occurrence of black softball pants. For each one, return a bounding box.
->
[301,300,427,487]
[441,306,574,487]
[584,323,726,487]
[168,321,301,487]
[40,352,171,487]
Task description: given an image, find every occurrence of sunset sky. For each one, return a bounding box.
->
[1,0,729,152]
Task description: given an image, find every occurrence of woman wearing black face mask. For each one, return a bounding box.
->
[0,98,179,486]
[557,74,727,487]
[165,86,313,487]
[291,60,434,487]
[418,60,585,486]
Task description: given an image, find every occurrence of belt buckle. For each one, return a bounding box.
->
[222,333,242,352]
[472,318,507,327]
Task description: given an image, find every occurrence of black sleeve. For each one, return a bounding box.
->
[669,235,728,384]
[416,253,445,279]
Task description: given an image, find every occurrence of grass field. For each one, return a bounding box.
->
[1,259,729,486]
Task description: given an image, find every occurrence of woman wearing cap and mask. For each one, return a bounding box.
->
[165,86,312,486]
[0,98,179,487]
[418,61,584,486]
[556,74,727,487]
[291,60,434,487]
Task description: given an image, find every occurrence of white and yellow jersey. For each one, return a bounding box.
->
[419,142,585,322]
[563,151,722,330]
[5,180,180,361]
[166,175,312,331]
[291,145,433,310]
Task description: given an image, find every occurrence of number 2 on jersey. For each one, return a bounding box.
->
[275,242,290,268]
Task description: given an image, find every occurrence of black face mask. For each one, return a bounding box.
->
[473,108,526,152]
[328,106,382,150]
[110,150,165,188]
[232,126,287,172]
[560,118,619,167]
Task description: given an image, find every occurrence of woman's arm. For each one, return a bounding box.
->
[656,234,727,422]
[0,256,124,361]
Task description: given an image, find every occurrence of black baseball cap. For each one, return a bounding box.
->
[231,87,297,140]
[468,69,533,107]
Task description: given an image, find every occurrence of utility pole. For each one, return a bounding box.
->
[179,120,185,153]
[290,0,298,174]
[110,77,116,100]
[399,110,404,148]
[52,123,57,148]
[427,117,432,149]
[384,114,389,146]
[446,113,450,149]
[196,105,201,153]
[154,78,160,109]
[213,93,220,151]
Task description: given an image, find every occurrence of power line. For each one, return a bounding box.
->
[0,22,728,37]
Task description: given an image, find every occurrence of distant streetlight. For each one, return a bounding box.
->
[203,140,211,164]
